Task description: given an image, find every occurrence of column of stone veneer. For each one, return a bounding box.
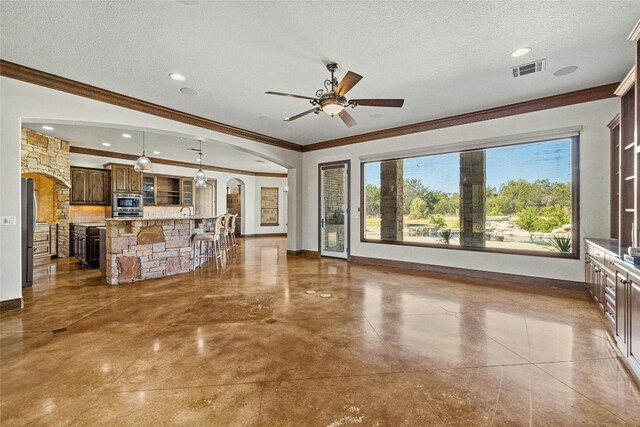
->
[380,160,404,241]
[105,219,196,285]
[459,151,486,247]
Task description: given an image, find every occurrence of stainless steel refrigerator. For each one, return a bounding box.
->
[21,178,35,287]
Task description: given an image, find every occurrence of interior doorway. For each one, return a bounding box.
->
[195,180,216,217]
[226,178,244,235]
[319,160,350,259]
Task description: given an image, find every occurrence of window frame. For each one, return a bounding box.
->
[359,136,580,259]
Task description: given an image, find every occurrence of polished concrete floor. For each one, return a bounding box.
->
[1,237,639,426]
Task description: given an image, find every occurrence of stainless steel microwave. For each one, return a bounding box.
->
[112,193,143,217]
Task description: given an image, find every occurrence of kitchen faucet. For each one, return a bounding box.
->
[180,206,193,217]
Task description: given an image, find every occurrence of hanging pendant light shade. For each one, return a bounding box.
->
[134,132,152,171]
[193,139,206,187]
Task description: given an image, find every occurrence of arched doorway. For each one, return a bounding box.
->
[226,178,244,235]
[195,179,217,218]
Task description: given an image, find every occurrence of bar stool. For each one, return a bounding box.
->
[193,216,224,270]
[229,213,238,254]
[220,213,232,260]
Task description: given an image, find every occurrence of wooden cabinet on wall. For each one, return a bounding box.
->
[180,178,194,206]
[105,163,142,194]
[610,22,640,248]
[143,174,193,206]
[71,167,110,205]
[594,20,640,384]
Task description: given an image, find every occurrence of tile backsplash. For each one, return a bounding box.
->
[69,205,109,223]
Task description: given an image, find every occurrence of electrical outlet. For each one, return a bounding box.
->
[0,216,16,226]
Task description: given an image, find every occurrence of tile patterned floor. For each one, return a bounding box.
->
[1,237,639,426]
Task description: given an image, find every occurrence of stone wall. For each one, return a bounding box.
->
[105,218,212,285]
[21,129,71,257]
[380,160,404,241]
[459,151,486,247]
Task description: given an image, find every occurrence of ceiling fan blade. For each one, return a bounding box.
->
[265,91,317,101]
[350,99,405,108]
[336,71,363,96]
[284,107,320,122]
[338,109,357,128]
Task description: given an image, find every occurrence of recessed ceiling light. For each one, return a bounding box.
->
[153,150,161,155]
[553,66,578,77]
[122,133,132,138]
[101,142,111,147]
[42,125,54,130]
[511,47,532,58]
[180,87,198,96]
[169,73,186,81]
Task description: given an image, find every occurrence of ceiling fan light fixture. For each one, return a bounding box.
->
[321,101,344,116]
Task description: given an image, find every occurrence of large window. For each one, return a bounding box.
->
[362,137,578,257]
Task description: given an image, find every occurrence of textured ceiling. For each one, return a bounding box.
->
[2,1,638,146]
[21,122,288,173]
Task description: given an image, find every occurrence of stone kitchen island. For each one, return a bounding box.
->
[104,216,216,285]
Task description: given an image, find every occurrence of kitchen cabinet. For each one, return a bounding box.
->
[143,175,156,205]
[105,163,142,194]
[74,224,100,268]
[629,271,640,373]
[33,222,57,263]
[585,239,640,383]
[180,178,194,206]
[71,167,110,205]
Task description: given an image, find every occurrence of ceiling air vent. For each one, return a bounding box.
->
[511,59,546,78]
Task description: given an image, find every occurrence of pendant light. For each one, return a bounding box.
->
[134,132,152,171]
[194,139,206,188]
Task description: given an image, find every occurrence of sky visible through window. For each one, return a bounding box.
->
[364,139,571,193]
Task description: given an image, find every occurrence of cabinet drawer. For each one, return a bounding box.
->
[604,254,618,273]
[33,232,50,243]
[33,242,51,257]
[592,248,605,264]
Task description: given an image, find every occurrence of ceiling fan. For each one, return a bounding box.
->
[265,62,404,128]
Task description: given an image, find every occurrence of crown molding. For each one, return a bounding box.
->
[302,83,620,152]
[2,60,620,155]
[0,59,302,152]
[69,146,287,178]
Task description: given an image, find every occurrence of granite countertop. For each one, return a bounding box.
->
[74,222,107,227]
[585,238,640,272]
[585,238,621,257]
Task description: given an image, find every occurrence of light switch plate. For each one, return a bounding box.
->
[0,216,17,226]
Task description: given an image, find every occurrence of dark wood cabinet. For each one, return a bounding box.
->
[74,225,100,268]
[586,240,640,383]
[71,168,88,203]
[71,167,110,205]
[616,269,629,353]
[105,163,142,194]
[129,168,143,193]
[629,271,640,372]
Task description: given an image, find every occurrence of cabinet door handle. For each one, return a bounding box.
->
[621,279,629,285]
[594,268,600,273]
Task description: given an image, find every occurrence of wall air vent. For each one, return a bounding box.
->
[511,59,546,78]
